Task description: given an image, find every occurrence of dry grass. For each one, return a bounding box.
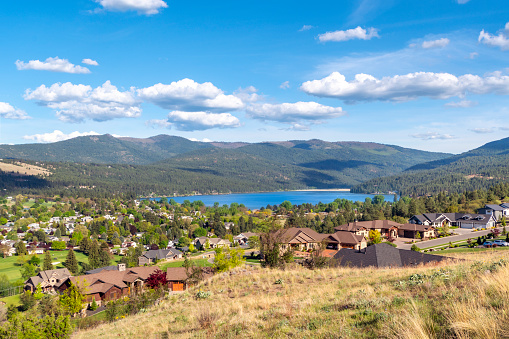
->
[72,251,509,339]
[0,161,51,176]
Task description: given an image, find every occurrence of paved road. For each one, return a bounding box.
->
[396,227,502,250]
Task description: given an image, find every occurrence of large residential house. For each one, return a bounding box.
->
[397,224,437,239]
[332,243,448,268]
[278,227,367,252]
[477,204,509,220]
[334,220,400,239]
[24,268,72,293]
[409,213,496,230]
[138,248,183,266]
[59,265,159,305]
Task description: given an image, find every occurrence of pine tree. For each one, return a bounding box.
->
[54,228,61,238]
[88,240,100,269]
[59,222,66,236]
[64,250,79,274]
[99,242,112,267]
[43,250,53,271]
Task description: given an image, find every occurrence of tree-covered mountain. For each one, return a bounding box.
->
[352,137,509,196]
[0,134,452,196]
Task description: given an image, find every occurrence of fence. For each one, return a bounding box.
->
[0,285,23,298]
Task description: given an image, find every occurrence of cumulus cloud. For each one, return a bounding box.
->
[149,111,241,131]
[82,58,99,66]
[233,86,261,103]
[479,23,509,51]
[301,71,509,103]
[23,130,100,143]
[246,101,344,123]
[317,26,379,42]
[444,100,477,108]
[95,0,168,15]
[280,81,290,89]
[138,78,244,112]
[422,38,450,49]
[299,25,314,32]
[0,102,30,120]
[411,132,454,140]
[470,128,494,134]
[15,57,91,74]
[24,81,141,122]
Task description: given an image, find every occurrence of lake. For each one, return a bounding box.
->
[147,190,395,209]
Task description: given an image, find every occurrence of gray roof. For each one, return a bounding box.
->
[85,265,119,275]
[332,243,448,268]
[142,248,182,260]
[484,204,505,211]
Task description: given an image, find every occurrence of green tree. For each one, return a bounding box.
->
[51,241,66,250]
[19,290,36,311]
[188,243,195,252]
[29,255,41,266]
[193,227,207,238]
[411,244,420,252]
[88,240,100,269]
[54,228,62,238]
[204,239,210,250]
[15,241,27,256]
[20,263,37,280]
[248,236,260,249]
[63,250,78,274]
[98,242,112,267]
[59,282,85,316]
[43,250,54,271]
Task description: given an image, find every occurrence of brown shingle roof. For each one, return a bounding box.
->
[334,220,402,232]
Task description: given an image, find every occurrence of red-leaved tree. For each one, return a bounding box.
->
[145,269,168,290]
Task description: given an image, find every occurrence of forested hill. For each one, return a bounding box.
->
[0,134,452,196]
[352,137,509,196]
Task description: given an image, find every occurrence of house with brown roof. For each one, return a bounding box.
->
[166,267,215,291]
[24,268,72,293]
[397,224,437,239]
[334,220,400,239]
[194,237,231,250]
[59,264,159,305]
[278,227,367,253]
[321,231,367,251]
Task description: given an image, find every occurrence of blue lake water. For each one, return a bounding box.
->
[147,191,395,209]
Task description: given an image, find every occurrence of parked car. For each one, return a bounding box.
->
[484,240,509,247]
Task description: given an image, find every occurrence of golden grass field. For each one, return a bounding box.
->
[0,161,51,176]
[72,250,509,339]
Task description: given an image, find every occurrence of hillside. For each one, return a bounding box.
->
[352,137,509,196]
[0,135,451,196]
[73,252,509,339]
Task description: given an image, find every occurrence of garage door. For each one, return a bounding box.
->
[404,231,414,238]
[172,283,184,291]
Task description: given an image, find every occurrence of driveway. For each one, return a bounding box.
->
[396,227,502,250]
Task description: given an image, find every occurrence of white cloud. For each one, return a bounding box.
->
[155,111,241,131]
[469,52,478,59]
[479,23,509,51]
[15,57,91,74]
[23,130,100,143]
[233,86,260,103]
[470,128,494,134]
[299,25,314,32]
[0,102,30,120]
[82,58,99,66]
[95,0,168,15]
[301,71,509,103]
[444,100,477,108]
[24,81,141,122]
[411,132,454,140]
[280,81,290,89]
[283,123,311,131]
[138,78,244,112]
[422,38,450,49]
[317,26,379,42]
[246,101,344,123]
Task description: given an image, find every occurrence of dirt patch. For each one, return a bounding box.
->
[0,161,51,176]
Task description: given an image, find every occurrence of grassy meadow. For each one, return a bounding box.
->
[73,250,509,339]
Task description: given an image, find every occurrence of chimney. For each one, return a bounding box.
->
[118,263,126,272]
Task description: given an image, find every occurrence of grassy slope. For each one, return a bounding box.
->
[73,251,509,339]
[0,251,122,283]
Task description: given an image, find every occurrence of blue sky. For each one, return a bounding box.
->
[1,0,509,154]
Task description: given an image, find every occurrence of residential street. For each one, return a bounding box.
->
[396,227,502,250]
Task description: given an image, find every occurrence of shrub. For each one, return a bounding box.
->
[195,291,211,299]
[410,244,420,252]
[90,298,98,311]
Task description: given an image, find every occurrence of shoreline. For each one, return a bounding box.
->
[291,188,351,192]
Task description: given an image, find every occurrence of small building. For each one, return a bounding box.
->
[138,248,183,266]
[24,268,72,293]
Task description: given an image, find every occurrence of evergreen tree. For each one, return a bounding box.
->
[59,222,66,236]
[63,250,79,274]
[79,237,90,254]
[88,240,100,269]
[54,228,61,238]
[99,242,112,267]
[43,250,53,271]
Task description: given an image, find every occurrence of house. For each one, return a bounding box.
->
[166,267,215,291]
[321,231,367,251]
[278,228,324,252]
[138,248,183,266]
[233,232,258,245]
[397,224,437,239]
[334,220,400,238]
[59,265,159,305]
[24,268,72,293]
[478,204,509,220]
[332,243,448,268]
[409,213,495,230]
[85,263,129,275]
[224,222,235,230]
[194,237,232,250]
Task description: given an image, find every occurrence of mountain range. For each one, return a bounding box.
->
[0,134,451,196]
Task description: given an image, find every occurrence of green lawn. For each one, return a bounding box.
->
[435,246,509,254]
[0,294,21,306]
[0,250,122,283]
[157,258,212,271]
